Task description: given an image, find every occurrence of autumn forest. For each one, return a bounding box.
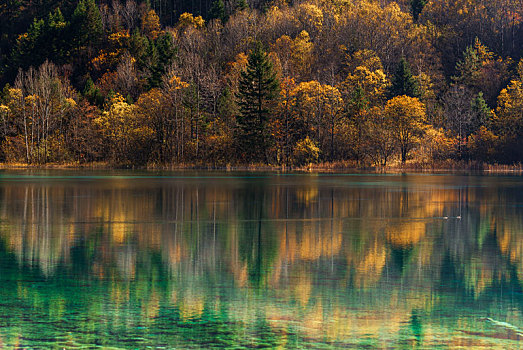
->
[0,0,522,167]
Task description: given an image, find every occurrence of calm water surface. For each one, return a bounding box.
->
[0,171,522,349]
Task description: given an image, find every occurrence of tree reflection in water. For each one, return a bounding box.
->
[0,172,521,348]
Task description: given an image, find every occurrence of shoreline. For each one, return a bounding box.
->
[0,161,521,174]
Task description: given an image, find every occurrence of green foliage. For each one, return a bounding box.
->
[470,92,492,131]
[83,77,104,107]
[453,38,490,87]
[11,8,70,71]
[236,41,280,162]
[209,0,227,22]
[349,85,369,118]
[138,33,176,89]
[71,0,103,49]
[154,33,177,84]
[389,58,421,99]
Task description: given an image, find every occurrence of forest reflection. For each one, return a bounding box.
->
[0,173,522,348]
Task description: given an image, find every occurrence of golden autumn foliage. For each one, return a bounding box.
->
[0,0,522,167]
[178,12,205,30]
[495,60,523,139]
[95,93,154,163]
[415,126,458,162]
[384,95,427,163]
[142,9,162,40]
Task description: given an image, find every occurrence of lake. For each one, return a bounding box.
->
[0,171,521,349]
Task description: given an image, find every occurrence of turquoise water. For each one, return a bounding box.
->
[0,171,521,349]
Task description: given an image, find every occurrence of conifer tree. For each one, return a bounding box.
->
[389,58,421,99]
[453,38,493,91]
[237,41,279,162]
[410,0,426,22]
[146,33,176,88]
[71,0,103,49]
[209,0,226,22]
[470,92,491,132]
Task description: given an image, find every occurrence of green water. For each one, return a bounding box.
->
[0,171,521,349]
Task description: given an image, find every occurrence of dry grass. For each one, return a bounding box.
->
[0,160,521,174]
[0,161,110,169]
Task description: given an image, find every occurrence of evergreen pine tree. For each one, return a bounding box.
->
[470,92,492,132]
[155,33,176,79]
[349,85,368,117]
[46,8,68,63]
[237,41,279,162]
[389,58,421,98]
[11,8,69,71]
[71,0,103,49]
[83,76,104,107]
[11,18,46,69]
[209,0,227,22]
[410,0,426,22]
[452,38,493,90]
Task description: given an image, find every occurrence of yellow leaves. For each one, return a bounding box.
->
[178,12,205,30]
[296,3,323,32]
[517,60,523,81]
[169,76,184,88]
[414,72,436,102]
[232,52,248,69]
[167,75,189,90]
[136,88,163,108]
[96,93,154,161]
[96,93,134,138]
[24,94,39,106]
[64,98,77,108]
[467,126,499,161]
[91,50,123,71]
[279,77,296,105]
[496,60,523,129]
[291,30,314,76]
[7,88,23,102]
[274,30,314,78]
[385,96,426,126]
[285,81,343,136]
[108,92,127,106]
[225,53,249,92]
[348,66,387,97]
[471,37,494,64]
[293,30,312,52]
[384,95,426,162]
[0,104,10,116]
[495,71,523,138]
[142,9,162,40]
[108,31,130,45]
[293,136,320,165]
[342,50,388,106]
[417,126,457,161]
[349,49,384,72]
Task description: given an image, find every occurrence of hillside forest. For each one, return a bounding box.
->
[0,0,522,167]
